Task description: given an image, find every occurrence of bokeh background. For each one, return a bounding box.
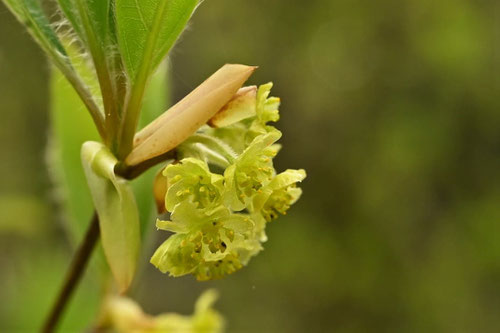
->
[1,0,500,332]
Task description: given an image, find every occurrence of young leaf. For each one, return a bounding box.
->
[81,142,140,292]
[115,0,199,158]
[126,64,256,166]
[115,0,198,80]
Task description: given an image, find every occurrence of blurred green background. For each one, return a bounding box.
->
[1,0,500,332]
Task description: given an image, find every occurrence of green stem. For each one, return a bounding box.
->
[116,80,146,159]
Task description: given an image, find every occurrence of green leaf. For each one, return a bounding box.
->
[115,0,198,80]
[81,142,140,292]
[115,0,198,157]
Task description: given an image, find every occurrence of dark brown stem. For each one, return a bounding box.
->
[117,150,177,180]
[42,213,100,333]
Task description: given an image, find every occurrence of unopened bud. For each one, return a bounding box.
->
[153,168,169,214]
[208,85,257,128]
[126,64,257,166]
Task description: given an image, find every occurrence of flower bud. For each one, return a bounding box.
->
[126,64,257,166]
[153,167,169,214]
[208,85,257,128]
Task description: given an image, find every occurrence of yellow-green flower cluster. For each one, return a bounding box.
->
[151,83,306,280]
[103,290,224,333]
